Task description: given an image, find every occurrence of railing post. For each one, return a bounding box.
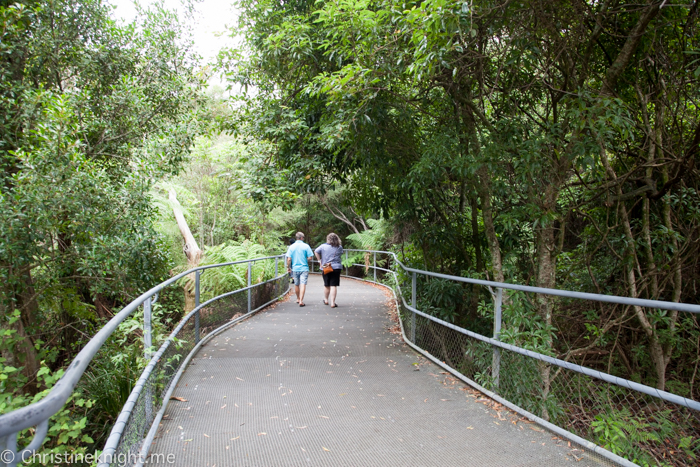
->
[247,260,252,314]
[492,287,503,389]
[142,295,154,439]
[144,296,152,359]
[194,270,200,344]
[411,271,417,343]
[373,252,376,282]
[275,256,279,278]
[345,250,349,276]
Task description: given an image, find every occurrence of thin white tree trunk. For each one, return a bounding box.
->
[170,189,202,312]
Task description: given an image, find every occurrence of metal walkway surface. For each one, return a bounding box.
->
[150,275,608,466]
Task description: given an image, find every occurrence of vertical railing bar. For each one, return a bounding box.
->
[143,296,152,359]
[247,260,252,314]
[492,287,503,389]
[195,270,201,344]
[275,255,279,278]
[373,252,377,282]
[411,271,417,343]
[143,295,153,438]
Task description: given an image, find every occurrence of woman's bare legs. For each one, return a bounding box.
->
[323,286,330,305]
[329,286,338,307]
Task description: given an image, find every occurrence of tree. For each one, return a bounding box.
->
[227,0,700,402]
[0,0,204,390]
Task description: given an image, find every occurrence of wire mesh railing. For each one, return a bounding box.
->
[336,249,700,467]
[3,247,699,466]
[0,255,289,467]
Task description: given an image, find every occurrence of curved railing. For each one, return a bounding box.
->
[323,249,700,467]
[0,256,289,467]
[2,248,699,466]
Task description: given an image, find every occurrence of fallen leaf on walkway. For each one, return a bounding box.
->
[204,434,210,438]
[170,397,188,402]
[493,422,500,425]
[424,398,428,402]
[184,439,192,442]
[258,432,267,436]
[178,426,183,430]
[466,426,473,430]
[236,377,244,381]
[322,447,330,452]
[296,426,307,429]
[319,415,329,419]
[231,436,240,440]
[221,404,227,409]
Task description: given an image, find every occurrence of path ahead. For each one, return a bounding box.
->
[151,275,609,466]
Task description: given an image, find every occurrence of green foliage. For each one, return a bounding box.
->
[0,357,95,466]
[155,133,296,259]
[495,291,557,356]
[198,240,277,298]
[227,1,700,463]
[346,218,390,251]
[0,0,205,461]
[591,408,676,466]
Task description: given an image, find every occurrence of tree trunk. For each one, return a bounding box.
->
[601,1,662,96]
[1,270,41,394]
[470,196,483,319]
[534,183,560,421]
[170,189,202,313]
[600,146,671,390]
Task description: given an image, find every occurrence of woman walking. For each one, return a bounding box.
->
[314,233,343,308]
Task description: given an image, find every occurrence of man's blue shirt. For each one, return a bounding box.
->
[286,240,313,271]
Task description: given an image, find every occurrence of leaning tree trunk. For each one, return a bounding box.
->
[169,189,202,313]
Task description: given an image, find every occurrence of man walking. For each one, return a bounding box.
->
[286,232,314,307]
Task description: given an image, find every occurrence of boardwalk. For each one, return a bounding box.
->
[151,275,610,466]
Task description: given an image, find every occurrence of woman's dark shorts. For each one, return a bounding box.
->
[322,268,341,287]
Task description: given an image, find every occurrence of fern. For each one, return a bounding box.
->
[346,218,389,250]
[591,408,662,465]
[344,219,390,272]
[194,240,277,298]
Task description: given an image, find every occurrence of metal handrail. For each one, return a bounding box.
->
[3,247,698,466]
[343,249,700,313]
[342,249,700,407]
[100,270,288,466]
[0,255,286,466]
[341,265,636,466]
[337,249,699,466]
